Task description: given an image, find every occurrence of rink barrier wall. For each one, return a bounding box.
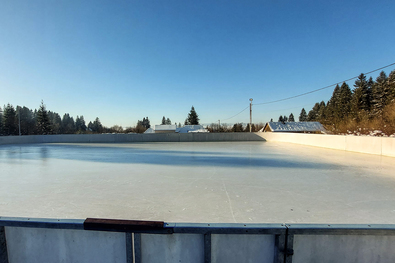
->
[0,133,264,145]
[257,132,395,157]
[1,217,395,263]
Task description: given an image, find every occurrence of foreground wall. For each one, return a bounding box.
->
[0,133,264,145]
[1,217,395,263]
[258,132,395,157]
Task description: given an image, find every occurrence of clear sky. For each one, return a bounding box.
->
[1,0,395,128]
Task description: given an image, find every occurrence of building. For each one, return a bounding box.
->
[153,125,177,133]
[261,122,326,134]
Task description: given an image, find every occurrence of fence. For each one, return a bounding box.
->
[1,217,395,263]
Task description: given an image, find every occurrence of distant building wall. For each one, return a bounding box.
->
[258,132,395,158]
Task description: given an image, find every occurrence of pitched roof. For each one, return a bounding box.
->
[263,122,326,133]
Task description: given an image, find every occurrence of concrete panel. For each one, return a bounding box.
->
[0,133,264,145]
[140,234,203,263]
[257,133,346,151]
[211,234,275,263]
[382,137,395,157]
[346,136,382,155]
[5,227,126,263]
[292,234,395,263]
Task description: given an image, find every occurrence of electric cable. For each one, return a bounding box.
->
[220,62,395,121]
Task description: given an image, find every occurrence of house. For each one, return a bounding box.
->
[261,122,326,134]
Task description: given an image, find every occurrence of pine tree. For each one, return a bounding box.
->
[288,113,295,122]
[338,82,352,119]
[49,111,62,134]
[307,103,320,121]
[186,106,200,125]
[36,101,51,134]
[75,115,87,133]
[165,118,172,125]
[0,106,3,135]
[278,115,284,123]
[388,70,395,104]
[371,71,388,119]
[61,113,75,134]
[2,104,18,135]
[161,116,166,125]
[299,108,307,122]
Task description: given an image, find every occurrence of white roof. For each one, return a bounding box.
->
[144,128,155,133]
[176,125,208,133]
[155,125,177,131]
[264,122,326,132]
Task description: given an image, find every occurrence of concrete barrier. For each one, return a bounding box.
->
[0,133,265,145]
[257,132,395,158]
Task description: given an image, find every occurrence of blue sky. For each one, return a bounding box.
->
[1,0,395,127]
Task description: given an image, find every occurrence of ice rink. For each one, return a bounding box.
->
[1,141,395,224]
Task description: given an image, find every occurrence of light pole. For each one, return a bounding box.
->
[249,98,253,132]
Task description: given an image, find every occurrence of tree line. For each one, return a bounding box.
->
[271,69,395,135]
[0,103,202,136]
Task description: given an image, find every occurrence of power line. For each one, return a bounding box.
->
[254,62,395,106]
[220,62,395,121]
[221,106,249,121]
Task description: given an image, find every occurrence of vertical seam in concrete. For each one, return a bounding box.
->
[0,226,9,263]
[126,233,133,263]
[204,233,211,263]
[134,233,141,263]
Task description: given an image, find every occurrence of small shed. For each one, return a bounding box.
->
[262,122,326,134]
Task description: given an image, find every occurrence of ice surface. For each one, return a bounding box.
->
[1,142,395,224]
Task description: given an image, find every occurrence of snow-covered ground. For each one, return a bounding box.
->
[1,142,395,224]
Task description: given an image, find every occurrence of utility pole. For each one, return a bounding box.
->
[249,98,253,132]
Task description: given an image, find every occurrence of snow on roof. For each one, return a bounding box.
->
[144,128,155,133]
[154,125,177,131]
[264,122,326,132]
[175,125,208,133]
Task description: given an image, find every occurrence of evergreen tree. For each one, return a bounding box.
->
[352,73,371,113]
[278,115,284,123]
[371,71,388,118]
[0,106,3,134]
[338,82,352,119]
[185,106,200,125]
[307,102,320,121]
[327,84,341,123]
[48,111,62,134]
[36,101,51,134]
[244,123,256,132]
[2,104,18,135]
[283,115,288,122]
[142,117,150,129]
[388,70,395,103]
[91,117,103,133]
[61,113,76,134]
[288,113,295,122]
[270,118,273,122]
[75,115,87,133]
[299,108,307,121]
[161,116,166,125]
[231,123,243,132]
[165,118,172,125]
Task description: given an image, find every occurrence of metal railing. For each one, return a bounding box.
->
[1,217,395,263]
